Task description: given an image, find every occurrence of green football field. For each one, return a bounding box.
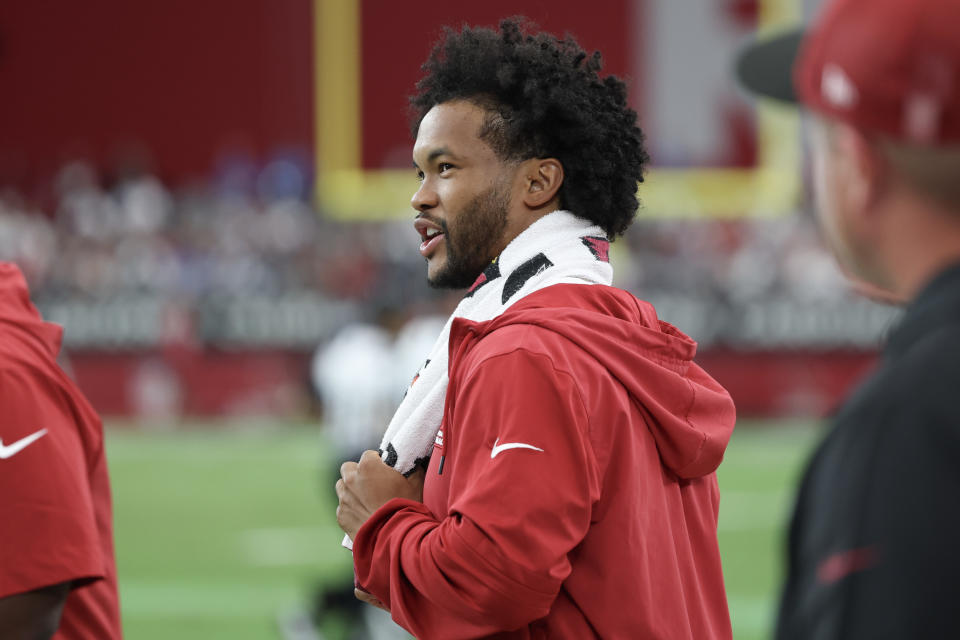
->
[106,418,823,640]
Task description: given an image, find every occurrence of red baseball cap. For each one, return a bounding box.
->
[736,0,960,145]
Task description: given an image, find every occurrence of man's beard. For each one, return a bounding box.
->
[427,181,510,289]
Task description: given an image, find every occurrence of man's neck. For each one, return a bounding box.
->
[883,197,960,301]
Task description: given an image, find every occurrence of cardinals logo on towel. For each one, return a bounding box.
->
[581,236,610,263]
[466,259,502,298]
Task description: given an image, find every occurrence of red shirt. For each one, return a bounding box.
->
[354,284,735,639]
[0,264,121,639]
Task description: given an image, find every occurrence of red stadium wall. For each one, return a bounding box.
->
[358,0,636,169]
[64,348,876,420]
[0,0,313,186]
[68,350,313,418]
[1,0,644,184]
[697,349,877,418]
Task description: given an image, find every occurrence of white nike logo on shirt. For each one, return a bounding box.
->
[491,438,544,459]
[0,429,48,459]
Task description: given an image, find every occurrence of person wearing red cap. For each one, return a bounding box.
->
[737,0,960,637]
[0,263,122,639]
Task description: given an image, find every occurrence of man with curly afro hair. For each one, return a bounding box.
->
[336,18,735,639]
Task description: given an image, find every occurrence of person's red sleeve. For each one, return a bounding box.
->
[352,348,601,638]
[0,365,105,598]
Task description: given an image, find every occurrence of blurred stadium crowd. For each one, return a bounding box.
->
[0,157,896,353]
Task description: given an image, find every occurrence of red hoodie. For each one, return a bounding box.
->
[353,283,735,639]
[0,263,121,639]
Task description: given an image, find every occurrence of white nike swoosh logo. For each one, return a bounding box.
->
[0,429,49,459]
[491,438,544,459]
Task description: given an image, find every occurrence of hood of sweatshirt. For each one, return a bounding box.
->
[0,263,63,362]
[453,283,735,479]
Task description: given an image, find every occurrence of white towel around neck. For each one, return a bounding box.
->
[380,209,613,474]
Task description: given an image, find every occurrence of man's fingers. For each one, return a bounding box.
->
[335,477,361,505]
[358,449,384,469]
[336,493,361,536]
[336,504,355,534]
[336,479,361,511]
[335,474,370,538]
[340,460,358,481]
[337,450,417,536]
[355,588,389,611]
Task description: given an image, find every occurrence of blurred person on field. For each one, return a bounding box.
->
[738,0,960,636]
[0,263,121,639]
[312,303,409,477]
[309,303,413,640]
[335,19,736,639]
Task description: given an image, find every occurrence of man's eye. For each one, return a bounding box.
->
[438,163,454,173]
[415,170,425,182]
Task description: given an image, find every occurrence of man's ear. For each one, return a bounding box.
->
[834,123,887,221]
[521,158,564,209]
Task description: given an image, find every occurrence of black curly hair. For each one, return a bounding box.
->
[410,18,649,239]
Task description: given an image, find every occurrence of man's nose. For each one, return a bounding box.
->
[411,181,438,212]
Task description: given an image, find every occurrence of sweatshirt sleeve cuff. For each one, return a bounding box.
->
[352,498,434,599]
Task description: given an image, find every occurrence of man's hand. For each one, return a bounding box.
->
[335,450,425,540]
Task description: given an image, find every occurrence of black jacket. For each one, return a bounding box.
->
[777,263,960,640]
